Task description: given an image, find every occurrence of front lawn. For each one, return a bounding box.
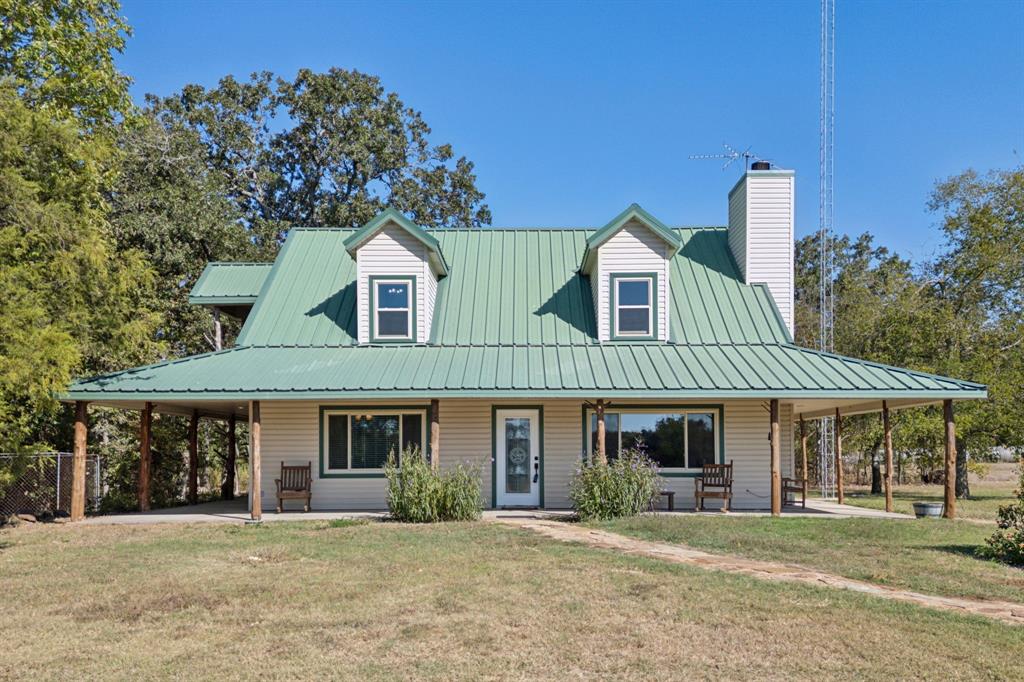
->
[1,520,1020,680]
[590,515,1024,603]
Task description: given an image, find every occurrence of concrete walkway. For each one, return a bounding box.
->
[80,497,909,525]
[493,516,1024,626]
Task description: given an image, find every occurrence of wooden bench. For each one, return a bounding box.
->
[694,461,733,512]
[275,462,312,513]
[782,477,807,508]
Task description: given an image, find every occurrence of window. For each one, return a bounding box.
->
[611,274,654,338]
[371,277,415,341]
[323,408,426,473]
[587,409,718,470]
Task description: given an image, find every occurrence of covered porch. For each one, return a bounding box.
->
[76,494,912,525]
[63,394,970,523]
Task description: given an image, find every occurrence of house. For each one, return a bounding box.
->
[63,166,986,519]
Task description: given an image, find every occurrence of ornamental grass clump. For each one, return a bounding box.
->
[569,446,663,521]
[976,461,1024,567]
[385,446,482,522]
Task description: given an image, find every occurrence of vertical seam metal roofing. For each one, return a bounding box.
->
[235,226,790,347]
[64,342,987,399]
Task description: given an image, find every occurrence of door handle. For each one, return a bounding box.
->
[533,457,539,483]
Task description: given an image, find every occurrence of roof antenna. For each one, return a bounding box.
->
[689,143,770,170]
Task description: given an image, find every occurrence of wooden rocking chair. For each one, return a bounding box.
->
[275,462,312,513]
[694,461,733,512]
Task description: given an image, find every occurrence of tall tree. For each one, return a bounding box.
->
[147,68,491,244]
[0,84,157,450]
[0,0,133,130]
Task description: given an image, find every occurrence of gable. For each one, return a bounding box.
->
[236,225,790,347]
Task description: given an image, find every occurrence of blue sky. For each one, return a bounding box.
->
[117,0,1023,261]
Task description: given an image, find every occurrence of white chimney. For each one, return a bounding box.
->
[727,165,795,336]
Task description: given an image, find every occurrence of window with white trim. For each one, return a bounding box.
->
[373,277,413,340]
[323,409,425,471]
[587,409,718,470]
[613,276,653,337]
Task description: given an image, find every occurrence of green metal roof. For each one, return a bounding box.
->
[66,215,986,403]
[237,225,790,347]
[188,262,273,305]
[342,207,449,276]
[579,203,683,273]
[66,343,986,401]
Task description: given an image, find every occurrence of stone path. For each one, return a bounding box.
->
[494,516,1024,626]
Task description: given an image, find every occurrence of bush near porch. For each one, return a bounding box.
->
[569,448,663,521]
[385,447,482,522]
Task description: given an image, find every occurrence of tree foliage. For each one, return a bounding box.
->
[795,166,1024,488]
[0,84,157,450]
[145,68,491,247]
[0,0,133,130]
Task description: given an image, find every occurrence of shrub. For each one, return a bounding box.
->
[385,447,482,522]
[976,460,1024,567]
[569,446,663,521]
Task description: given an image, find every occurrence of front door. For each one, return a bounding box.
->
[495,409,541,507]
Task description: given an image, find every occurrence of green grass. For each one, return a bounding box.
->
[839,480,1016,521]
[838,463,1019,521]
[1,520,1021,680]
[591,515,1024,603]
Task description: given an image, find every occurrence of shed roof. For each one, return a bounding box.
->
[188,262,273,305]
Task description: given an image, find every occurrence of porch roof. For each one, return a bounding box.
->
[64,342,986,403]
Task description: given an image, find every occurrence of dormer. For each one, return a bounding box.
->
[344,208,448,344]
[579,204,682,342]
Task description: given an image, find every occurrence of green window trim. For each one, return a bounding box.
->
[369,275,417,343]
[318,404,429,478]
[609,272,658,341]
[580,403,725,477]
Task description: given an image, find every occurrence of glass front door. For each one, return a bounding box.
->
[495,409,540,507]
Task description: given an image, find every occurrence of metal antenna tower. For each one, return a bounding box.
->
[818,0,837,499]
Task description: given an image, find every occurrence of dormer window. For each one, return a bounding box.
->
[611,273,656,340]
[371,276,415,342]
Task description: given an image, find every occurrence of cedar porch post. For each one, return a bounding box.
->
[882,400,894,513]
[250,400,262,522]
[799,415,808,486]
[71,401,88,522]
[834,408,844,504]
[430,399,440,470]
[770,399,781,516]
[187,409,199,505]
[138,402,153,512]
[594,400,607,466]
[222,413,236,500]
[943,399,956,519]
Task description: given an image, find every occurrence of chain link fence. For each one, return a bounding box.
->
[0,453,103,516]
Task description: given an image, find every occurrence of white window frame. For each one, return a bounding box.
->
[585,407,720,472]
[614,276,653,338]
[322,408,427,473]
[373,277,414,341]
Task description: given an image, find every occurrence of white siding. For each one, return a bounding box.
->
[728,179,747,274]
[727,171,795,336]
[355,223,437,343]
[594,221,671,342]
[252,398,795,511]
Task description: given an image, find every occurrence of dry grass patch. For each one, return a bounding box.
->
[0,520,1021,680]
